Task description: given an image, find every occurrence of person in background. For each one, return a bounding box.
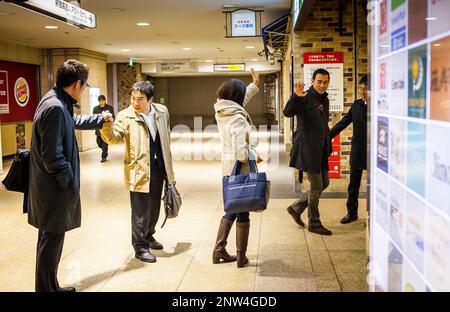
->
[329,75,368,224]
[92,95,114,162]
[212,68,261,268]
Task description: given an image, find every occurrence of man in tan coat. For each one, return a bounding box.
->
[101,81,175,262]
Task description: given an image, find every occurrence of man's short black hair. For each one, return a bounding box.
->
[98,94,106,102]
[312,68,330,81]
[359,74,368,85]
[216,79,246,106]
[130,81,154,100]
[55,59,89,88]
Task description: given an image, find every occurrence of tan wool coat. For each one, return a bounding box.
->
[100,103,175,193]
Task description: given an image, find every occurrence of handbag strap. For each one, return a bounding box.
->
[230,150,258,176]
[161,215,168,228]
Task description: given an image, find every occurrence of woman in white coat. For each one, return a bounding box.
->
[212,69,261,268]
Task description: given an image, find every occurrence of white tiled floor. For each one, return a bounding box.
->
[0,131,368,292]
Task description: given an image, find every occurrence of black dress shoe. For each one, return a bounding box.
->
[148,239,163,250]
[57,287,76,292]
[287,206,305,227]
[340,214,358,224]
[135,250,156,263]
[308,224,332,236]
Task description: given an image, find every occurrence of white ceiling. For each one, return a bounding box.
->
[0,0,291,63]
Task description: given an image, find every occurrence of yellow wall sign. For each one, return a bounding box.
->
[14,77,29,107]
[213,64,246,72]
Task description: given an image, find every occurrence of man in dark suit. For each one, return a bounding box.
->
[92,95,114,162]
[329,75,368,224]
[283,68,333,236]
[28,59,112,292]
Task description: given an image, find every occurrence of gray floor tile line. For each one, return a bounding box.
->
[96,253,134,292]
[301,227,317,292]
[253,210,264,292]
[175,195,222,292]
[322,235,343,292]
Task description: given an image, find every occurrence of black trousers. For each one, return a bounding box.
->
[347,167,363,217]
[96,135,108,159]
[130,159,165,252]
[35,229,65,292]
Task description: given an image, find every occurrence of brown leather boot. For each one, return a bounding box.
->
[212,218,237,264]
[236,221,250,268]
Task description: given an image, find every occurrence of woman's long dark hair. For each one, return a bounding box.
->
[216,79,246,106]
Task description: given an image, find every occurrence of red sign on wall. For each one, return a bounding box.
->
[0,70,8,114]
[0,60,39,123]
[328,134,341,178]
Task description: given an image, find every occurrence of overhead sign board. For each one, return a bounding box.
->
[157,60,198,73]
[8,0,96,29]
[231,9,256,37]
[213,64,246,72]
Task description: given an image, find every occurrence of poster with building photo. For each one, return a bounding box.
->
[430,36,450,122]
[425,207,450,291]
[377,117,389,173]
[408,45,427,118]
[428,0,450,38]
[406,121,426,198]
[390,51,407,116]
[379,0,390,55]
[378,60,389,113]
[390,0,407,51]
[405,191,425,274]
[389,179,405,249]
[426,124,450,217]
[389,118,406,183]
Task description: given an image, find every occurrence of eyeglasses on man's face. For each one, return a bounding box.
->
[81,81,90,88]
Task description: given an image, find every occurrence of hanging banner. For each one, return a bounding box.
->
[0,70,9,114]
[303,52,344,112]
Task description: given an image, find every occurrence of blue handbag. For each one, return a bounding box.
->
[222,158,270,214]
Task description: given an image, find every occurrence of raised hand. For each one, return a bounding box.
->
[256,155,263,163]
[250,68,259,86]
[294,82,307,97]
[102,111,113,122]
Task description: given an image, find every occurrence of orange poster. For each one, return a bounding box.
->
[430,36,450,122]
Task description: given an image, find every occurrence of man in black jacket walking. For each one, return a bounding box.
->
[28,59,112,292]
[93,95,114,162]
[283,68,333,236]
[329,75,368,224]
